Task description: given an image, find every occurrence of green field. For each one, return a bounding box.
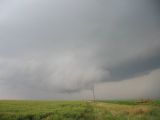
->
[0,100,160,120]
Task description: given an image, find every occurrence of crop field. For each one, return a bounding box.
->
[0,100,160,120]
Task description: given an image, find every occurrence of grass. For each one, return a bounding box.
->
[0,100,94,120]
[0,100,159,120]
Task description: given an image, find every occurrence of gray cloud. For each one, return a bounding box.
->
[0,0,160,99]
[95,69,160,100]
[108,46,160,81]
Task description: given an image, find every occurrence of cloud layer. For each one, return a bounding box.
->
[0,0,160,99]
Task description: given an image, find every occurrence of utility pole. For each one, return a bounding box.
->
[92,84,96,120]
[92,84,95,103]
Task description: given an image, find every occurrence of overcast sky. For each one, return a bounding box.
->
[0,0,160,100]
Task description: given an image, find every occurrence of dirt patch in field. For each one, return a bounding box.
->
[95,102,151,116]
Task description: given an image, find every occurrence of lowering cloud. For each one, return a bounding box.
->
[0,0,160,99]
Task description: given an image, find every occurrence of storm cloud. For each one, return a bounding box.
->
[0,0,160,99]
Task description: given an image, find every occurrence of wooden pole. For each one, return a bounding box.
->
[92,84,96,120]
[92,85,95,103]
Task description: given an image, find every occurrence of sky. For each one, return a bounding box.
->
[0,0,160,100]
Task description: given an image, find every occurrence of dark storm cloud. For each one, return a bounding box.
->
[151,0,160,11]
[0,0,160,99]
[108,46,160,81]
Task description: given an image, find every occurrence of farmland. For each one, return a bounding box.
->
[0,100,160,120]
